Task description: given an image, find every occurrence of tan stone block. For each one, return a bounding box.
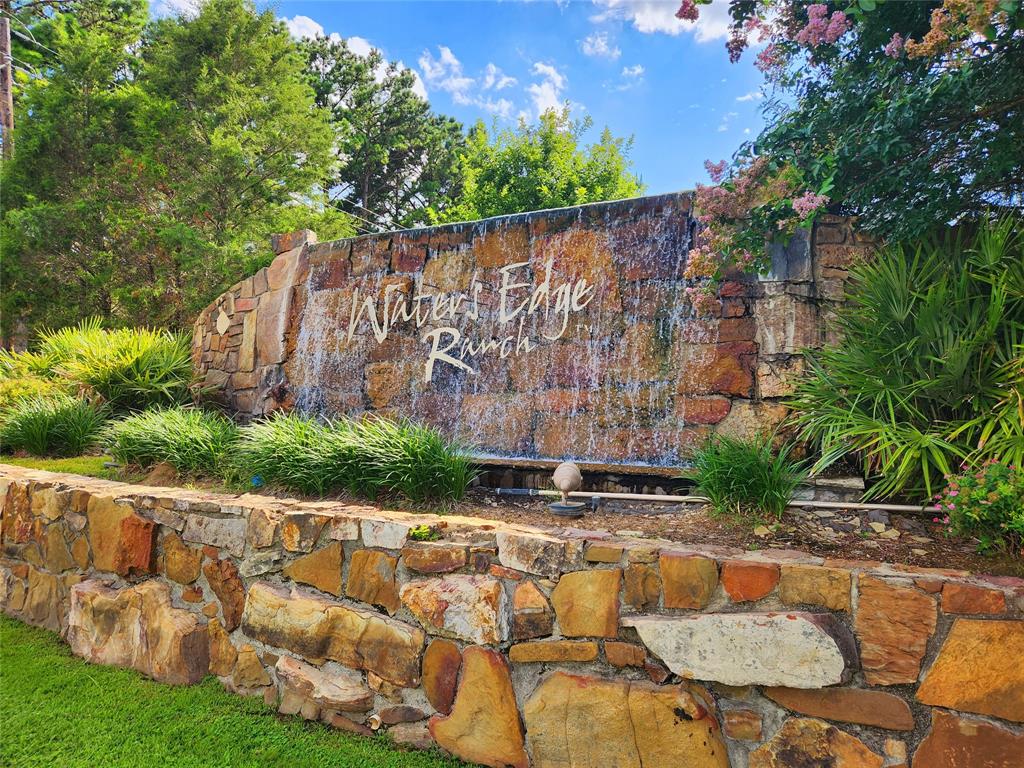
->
[723,709,762,741]
[428,647,528,768]
[624,563,661,610]
[855,576,936,686]
[721,560,780,602]
[763,687,914,731]
[346,549,399,614]
[551,569,621,638]
[208,617,237,677]
[276,654,373,713]
[280,512,328,553]
[284,541,343,597]
[512,580,553,640]
[584,543,623,563]
[233,644,271,689]
[605,641,645,668]
[940,582,1006,615]
[916,618,1024,722]
[401,574,507,645]
[750,718,883,767]
[495,530,564,578]
[247,508,280,549]
[401,541,468,574]
[70,536,90,570]
[779,564,851,611]
[161,532,203,585]
[660,553,718,609]
[422,638,461,715]
[509,641,599,663]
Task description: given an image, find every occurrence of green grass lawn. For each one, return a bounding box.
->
[0,454,116,479]
[0,617,467,768]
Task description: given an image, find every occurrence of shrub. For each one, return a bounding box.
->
[0,319,193,412]
[104,407,239,475]
[234,412,477,502]
[789,215,1024,500]
[937,462,1024,555]
[0,375,67,410]
[687,434,806,524]
[0,395,108,457]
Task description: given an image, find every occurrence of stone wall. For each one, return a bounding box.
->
[3,465,1022,767]
[192,195,871,469]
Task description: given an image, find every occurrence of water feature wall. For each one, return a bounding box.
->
[193,193,870,469]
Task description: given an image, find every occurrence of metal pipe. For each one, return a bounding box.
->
[493,487,939,514]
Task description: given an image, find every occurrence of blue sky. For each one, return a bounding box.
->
[162,0,769,194]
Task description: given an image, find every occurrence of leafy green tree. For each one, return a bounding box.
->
[1,0,348,339]
[303,35,465,230]
[436,107,645,223]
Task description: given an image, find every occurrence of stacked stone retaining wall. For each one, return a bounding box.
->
[2,465,1022,767]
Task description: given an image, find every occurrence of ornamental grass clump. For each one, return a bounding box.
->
[234,412,477,503]
[937,461,1024,555]
[0,319,193,412]
[0,395,108,457]
[687,434,806,524]
[104,407,239,476]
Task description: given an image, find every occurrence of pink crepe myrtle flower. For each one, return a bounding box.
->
[792,191,830,218]
[884,32,904,58]
[794,4,850,47]
[703,159,728,183]
[755,43,784,72]
[675,0,699,22]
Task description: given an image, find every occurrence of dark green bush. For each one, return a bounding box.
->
[687,434,805,524]
[789,215,1024,500]
[234,412,477,503]
[0,395,108,457]
[0,319,193,412]
[104,407,239,475]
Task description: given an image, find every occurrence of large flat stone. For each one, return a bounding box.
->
[429,646,528,768]
[625,612,857,688]
[854,576,936,685]
[915,618,1024,722]
[400,575,508,645]
[495,530,564,578]
[550,569,620,638]
[912,710,1024,768]
[346,549,399,614]
[241,581,424,687]
[275,655,373,713]
[68,579,208,685]
[522,672,728,768]
[283,541,343,596]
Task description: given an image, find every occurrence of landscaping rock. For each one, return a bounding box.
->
[625,612,857,688]
[361,518,411,550]
[605,641,645,668]
[495,530,564,578]
[203,558,246,632]
[660,553,718,609]
[509,640,599,663]
[283,541,343,596]
[550,568,621,638]
[722,709,763,741]
[912,710,1024,768]
[940,582,1006,614]
[241,581,424,687]
[522,672,728,768]
[512,580,553,640]
[623,562,661,610]
[86,495,156,576]
[749,717,883,768]
[720,561,779,603]
[401,541,467,573]
[778,564,851,611]
[854,576,936,685]
[162,532,203,584]
[246,508,280,549]
[233,644,271,688]
[400,574,508,645]
[208,617,237,676]
[182,514,246,558]
[429,646,528,768]
[68,579,208,685]
[915,618,1024,722]
[275,655,373,713]
[763,686,914,731]
[346,549,399,613]
[422,638,461,715]
[389,722,434,750]
[280,513,328,552]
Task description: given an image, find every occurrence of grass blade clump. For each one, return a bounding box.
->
[0,395,108,457]
[104,407,239,476]
[688,434,806,524]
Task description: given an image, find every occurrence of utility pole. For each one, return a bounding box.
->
[0,0,13,159]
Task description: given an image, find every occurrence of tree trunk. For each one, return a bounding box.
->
[0,0,13,159]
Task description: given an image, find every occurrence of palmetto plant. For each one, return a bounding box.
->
[789,215,1024,501]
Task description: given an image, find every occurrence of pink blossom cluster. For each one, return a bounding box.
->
[675,0,699,22]
[884,32,904,58]
[684,245,718,279]
[703,159,727,184]
[685,286,720,317]
[791,191,830,218]
[793,4,850,47]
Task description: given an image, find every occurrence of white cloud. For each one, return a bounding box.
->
[347,36,374,57]
[418,46,475,103]
[621,64,645,77]
[736,90,763,102]
[153,0,200,18]
[526,61,568,116]
[482,63,517,91]
[282,14,323,39]
[717,110,739,132]
[581,31,621,60]
[590,0,732,43]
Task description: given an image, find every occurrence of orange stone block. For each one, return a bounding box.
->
[721,561,780,603]
[940,582,1006,615]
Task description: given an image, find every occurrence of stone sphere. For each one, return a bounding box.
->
[552,462,583,494]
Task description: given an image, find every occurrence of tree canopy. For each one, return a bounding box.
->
[435,108,645,223]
